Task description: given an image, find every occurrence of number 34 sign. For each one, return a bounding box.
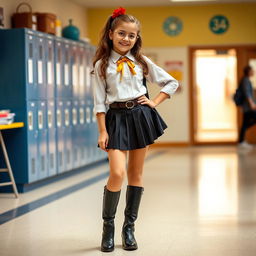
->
[209,15,229,34]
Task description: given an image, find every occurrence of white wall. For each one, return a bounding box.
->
[144,47,189,143]
[0,0,87,38]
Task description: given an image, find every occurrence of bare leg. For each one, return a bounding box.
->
[127,146,149,187]
[107,149,127,191]
[122,146,149,251]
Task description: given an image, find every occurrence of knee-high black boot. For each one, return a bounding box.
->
[101,186,121,252]
[122,185,144,250]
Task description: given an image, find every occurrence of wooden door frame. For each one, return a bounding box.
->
[189,44,256,145]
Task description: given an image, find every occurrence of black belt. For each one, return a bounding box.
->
[109,98,140,109]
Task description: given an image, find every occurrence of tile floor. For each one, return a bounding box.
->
[0,146,256,256]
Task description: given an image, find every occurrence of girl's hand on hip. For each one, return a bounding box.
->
[137,95,157,108]
[98,130,109,152]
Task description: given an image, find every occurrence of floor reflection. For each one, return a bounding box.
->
[197,154,238,218]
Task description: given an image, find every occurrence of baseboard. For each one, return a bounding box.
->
[150,142,190,147]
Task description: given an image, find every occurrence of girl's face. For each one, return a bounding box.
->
[109,21,139,55]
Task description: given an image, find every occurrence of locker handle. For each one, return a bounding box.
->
[48,110,52,128]
[79,108,84,124]
[65,109,70,126]
[28,111,33,130]
[38,110,43,129]
[57,109,62,127]
[72,108,77,125]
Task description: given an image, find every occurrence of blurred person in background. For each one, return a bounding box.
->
[238,65,256,149]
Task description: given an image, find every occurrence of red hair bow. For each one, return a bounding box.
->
[112,7,126,18]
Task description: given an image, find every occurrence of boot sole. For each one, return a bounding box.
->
[101,247,114,252]
[122,246,138,251]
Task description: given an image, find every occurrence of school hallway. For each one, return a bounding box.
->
[1,146,256,256]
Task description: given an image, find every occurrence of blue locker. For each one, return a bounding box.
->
[27,101,39,182]
[91,103,99,161]
[90,103,98,163]
[47,100,57,176]
[37,101,48,179]
[79,100,86,166]
[71,44,79,100]
[85,45,92,103]
[72,100,80,168]
[82,100,88,166]
[0,28,105,192]
[36,34,47,99]
[78,45,86,100]
[46,35,55,99]
[84,47,92,165]
[55,39,63,99]
[56,100,65,173]
[63,40,72,99]
[25,31,37,100]
[63,100,73,171]
[85,102,93,164]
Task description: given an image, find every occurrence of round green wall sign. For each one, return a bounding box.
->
[163,16,183,36]
[209,15,229,34]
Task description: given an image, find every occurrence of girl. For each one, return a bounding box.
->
[91,7,179,252]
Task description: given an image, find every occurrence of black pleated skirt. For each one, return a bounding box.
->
[97,103,168,150]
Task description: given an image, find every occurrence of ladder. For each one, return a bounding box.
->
[0,126,21,198]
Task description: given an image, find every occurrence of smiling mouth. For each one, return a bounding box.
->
[119,42,130,46]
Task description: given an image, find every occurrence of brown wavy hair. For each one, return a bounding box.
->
[92,14,148,79]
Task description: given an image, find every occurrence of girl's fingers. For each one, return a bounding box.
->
[140,99,149,104]
[99,142,106,150]
[137,96,147,102]
[98,139,109,152]
[104,140,109,152]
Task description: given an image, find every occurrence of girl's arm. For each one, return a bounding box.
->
[143,55,179,99]
[138,56,179,108]
[96,112,107,133]
[92,61,109,151]
[92,60,108,114]
[138,91,169,108]
[151,92,170,107]
[96,112,109,152]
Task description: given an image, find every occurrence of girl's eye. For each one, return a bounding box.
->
[116,31,137,40]
[118,31,125,37]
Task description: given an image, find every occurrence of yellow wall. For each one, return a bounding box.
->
[88,3,256,47]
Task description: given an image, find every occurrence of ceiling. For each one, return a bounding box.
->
[71,0,256,8]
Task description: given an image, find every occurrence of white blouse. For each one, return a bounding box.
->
[92,50,179,115]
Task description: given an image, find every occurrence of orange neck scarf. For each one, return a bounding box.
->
[116,57,136,82]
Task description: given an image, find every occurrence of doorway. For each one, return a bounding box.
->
[190,45,256,145]
[191,48,238,144]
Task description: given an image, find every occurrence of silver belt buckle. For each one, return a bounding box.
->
[125,100,135,109]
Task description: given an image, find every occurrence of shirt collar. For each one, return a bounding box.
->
[110,49,135,64]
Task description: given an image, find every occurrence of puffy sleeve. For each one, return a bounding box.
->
[92,60,108,115]
[143,55,179,98]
